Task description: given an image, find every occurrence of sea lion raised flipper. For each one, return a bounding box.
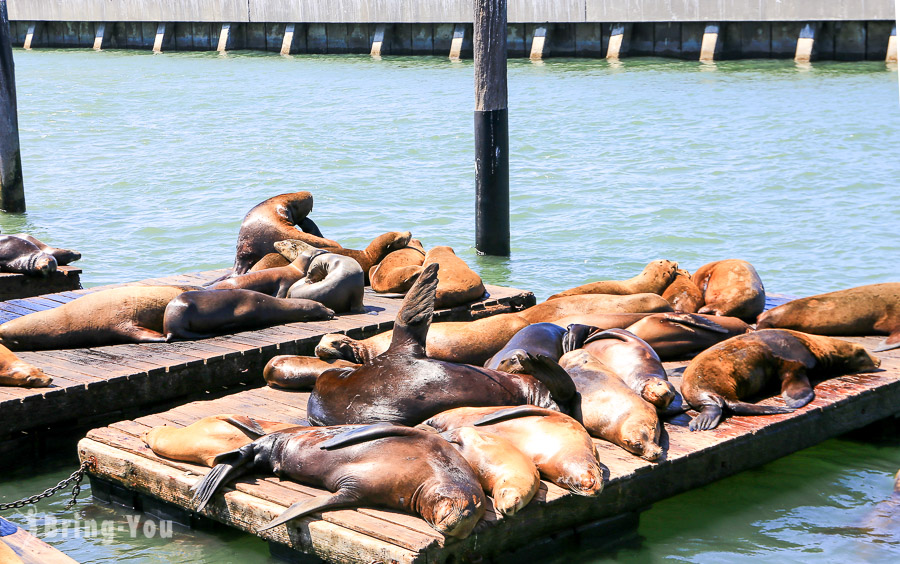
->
[225,416,267,438]
[259,490,361,531]
[660,313,730,334]
[498,352,576,403]
[873,330,900,352]
[472,405,552,426]
[192,444,256,512]
[298,217,324,238]
[319,422,420,450]
[389,263,439,355]
[562,324,599,353]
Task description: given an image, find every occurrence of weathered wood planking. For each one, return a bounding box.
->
[0,265,82,301]
[78,337,900,564]
[0,516,78,564]
[0,268,535,457]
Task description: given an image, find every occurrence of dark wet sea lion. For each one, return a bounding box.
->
[520,293,672,324]
[142,415,300,467]
[286,251,365,313]
[692,259,766,321]
[683,329,881,431]
[662,268,704,313]
[547,260,679,300]
[756,283,900,352]
[0,235,57,276]
[315,312,530,365]
[0,343,51,387]
[425,405,603,496]
[439,426,540,517]
[276,231,412,283]
[423,246,486,308]
[248,253,290,272]
[212,249,320,297]
[626,313,751,360]
[192,423,485,538]
[559,350,663,461]
[369,239,426,293]
[485,322,567,368]
[0,285,200,350]
[264,355,359,390]
[11,233,80,265]
[162,289,333,341]
[308,264,573,426]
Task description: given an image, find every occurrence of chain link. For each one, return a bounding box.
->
[0,457,96,512]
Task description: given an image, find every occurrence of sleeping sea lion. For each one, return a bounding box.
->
[0,285,200,350]
[248,253,290,272]
[425,405,604,496]
[276,231,412,283]
[192,423,486,538]
[547,260,679,300]
[286,252,365,313]
[661,268,704,313]
[550,313,652,330]
[0,343,51,387]
[520,293,672,324]
[369,239,426,294]
[0,235,57,276]
[423,246,486,308]
[625,313,751,360]
[484,322,566,371]
[756,283,900,352]
[683,329,881,431]
[307,264,574,426]
[11,233,80,265]
[692,259,766,321]
[559,350,663,460]
[212,248,320,297]
[264,355,359,390]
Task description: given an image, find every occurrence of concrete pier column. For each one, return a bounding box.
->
[93,23,105,50]
[700,24,719,61]
[152,23,166,53]
[23,22,35,50]
[216,23,230,52]
[371,24,386,56]
[1,0,25,212]
[449,24,465,59]
[281,23,295,55]
[886,26,897,63]
[606,24,628,59]
[529,25,548,60]
[794,23,816,62]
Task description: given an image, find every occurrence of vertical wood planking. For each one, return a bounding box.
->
[0,0,25,213]
[700,23,719,61]
[370,24,385,57]
[449,23,465,59]
[216,23,230,52]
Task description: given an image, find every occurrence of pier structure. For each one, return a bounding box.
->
[5,1,898,61]
[0,0,25,212]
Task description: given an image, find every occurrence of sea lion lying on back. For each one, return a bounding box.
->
[0,235,57,276]
[248,253,290,272]
[0,344,51,387]
[692,259,765,321]
[369,239,426,293]
[547,260,679,300]
[192,423,486,538]
[286,251,365,313]
[683,329,881,431]
[756,283,900,352]
[484,322,567,372]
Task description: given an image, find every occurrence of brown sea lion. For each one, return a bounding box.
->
[11,233,81,265]
[626,313,751,360]
[425,406,604,496]
[439,426,540,516]
[0,285,199,350]
[228,191,326,276]
[264,355,359,390]
[692,259,766,321]
[0,235,56,276]
[520,293,673,324]
[213,248,320,298]
[307,264,574,426]
[315,312,530,365]
[0,343,51,387]
[559,350,663,460]
[683,329,881,431]
[142,415,300,467]
[423,246,486,308]
[248,253,290,272]
[286,252,365,313]
[662,268,704,313]
[547,260,679,300]
[163,289,333,341]
[276,231,412,283]
[485,322,566,369]
[756,283,900,352]
[369,239,426,294]
[192,423,486,538]
[551,313,653,330]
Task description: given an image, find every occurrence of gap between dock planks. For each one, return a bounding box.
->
[79,339,900,563]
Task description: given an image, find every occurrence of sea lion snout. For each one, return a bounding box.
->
[35,254,58,277]
[315,334,354,361]
[427,493,483,538]
[5,361,52,387]
[643,379,677,409]
[561,463,604,496]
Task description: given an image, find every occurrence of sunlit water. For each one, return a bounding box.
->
[0,50,898,563]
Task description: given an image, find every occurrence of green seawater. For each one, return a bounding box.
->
[1,50,898,563]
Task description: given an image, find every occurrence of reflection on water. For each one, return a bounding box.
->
[0,51,898,563]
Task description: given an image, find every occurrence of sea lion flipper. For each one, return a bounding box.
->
[724,400,795,416]
[129,327,169,343]
[473,405,551,427]
[562,324,599,353]
[660,313,729,334]
[515,352,577,402]
[582,328,634,346]
[319,422,419,450]
[258,490,359,531]
[873,330,900,352]
[192,445,256,512]
[224,416,267,438]
[298,217,324,238]
[389,263,440,354]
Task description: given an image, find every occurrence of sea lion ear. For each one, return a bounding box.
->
[390,262,439,355]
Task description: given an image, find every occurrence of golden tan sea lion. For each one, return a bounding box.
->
[368,239,426,294]
[264,355,359,390]
[547,259,678,300]
[275,231,412,283]
[423,246,486,308]
[520,293,672,324]
[692,259,766,321]
[625,313,751,360]
[0,343,51,387]
[248,253,290,272]
[662,268,704,313]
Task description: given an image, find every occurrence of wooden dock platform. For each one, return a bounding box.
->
[77,336,900,563]
[0,265,81,301]
[0,269,534,464]
[0,516,77,564]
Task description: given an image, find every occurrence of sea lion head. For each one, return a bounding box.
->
[3,360,52,387]
[838,344,881,372]
[31,252,58,277]
[641,379,677,410]
[315,333,367,363]
[646,259,679,284]
[274,239,320,262]
[555,449,604,497]
[419,483,484,539]
[384,231,413,253]
[620,419,663,462]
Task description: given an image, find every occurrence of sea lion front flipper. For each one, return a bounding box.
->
[582,328,636,346]
[319,422,419,450]
[224,416,267,438]
[128,326,169,343]
[510,352,577,403]
[192,444,256,512]
[660,313,729,334]
[298,217,324,238]
[688,404,723,431]
[780,366,815,409]
[473,405,552,427]
[389,262,439,356]
[562,324,599,353]
[873,330,900,352]
[258,490,359,531]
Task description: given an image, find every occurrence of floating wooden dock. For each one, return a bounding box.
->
[77,333,900,563]
[0,265,81,301]
[0,516,77,564]
[0,269,534,464]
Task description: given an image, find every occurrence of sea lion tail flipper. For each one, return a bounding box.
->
[225,416,267,438]
[514,352,577,402]
[390,263,439,353]
[873,331,900,352]
[473,405,551,427]
[660,313,729,334]
[191,445,255,512]
[258,491,358,531]
[724,400,795,416]
[319,422,419,450]
[562,324,600,353]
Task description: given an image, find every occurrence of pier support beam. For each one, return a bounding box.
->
[606,24,628,59]
[370,24,385,56]
[795,23,816,62]
[0,0,25,212]
[700,24,719,61]
[449,24,465,59]
[216,23,230,52]
[152,23,166,53]
[887,26,897,63]
[280,23,295,55]
[530,25,548,60]
[93,22,105,50]
[23,22,35,49]
[474,0,509,256]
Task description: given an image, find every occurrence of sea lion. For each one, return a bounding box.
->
[192,423,486,538]
[439,426,540,516]
[756,283,900,352]
[547,260,679,300]
[307,264,574,426]
[315,312,530,365]
[661,268,704,313]
[0,285,200,350]
[229,191,326,276]
[683,329,882,431]
[286,252,365,313]
[0,235,57,276]
[212,248,321,298]
[0,343,51,387]
[550,313,653,330]
[369,239,426,294]
[143,415,300,466]
[692,259,766,321]
[559,350,663,461]
[580,328,676,412]
[248,253,290,272]
[163,289,334,341]
[276,231,412,283]
[520,293,673,324]
[423,246,486,308]
[625,313,751,360]
[264,355,359,390]
[485,322,566,370]
[425,406,604,496]
[10,233,81,265]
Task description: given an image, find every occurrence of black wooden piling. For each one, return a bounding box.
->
[474,0,509,256]
[0,0,25,213]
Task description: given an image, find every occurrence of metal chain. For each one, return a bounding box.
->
[0,457,95,511]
